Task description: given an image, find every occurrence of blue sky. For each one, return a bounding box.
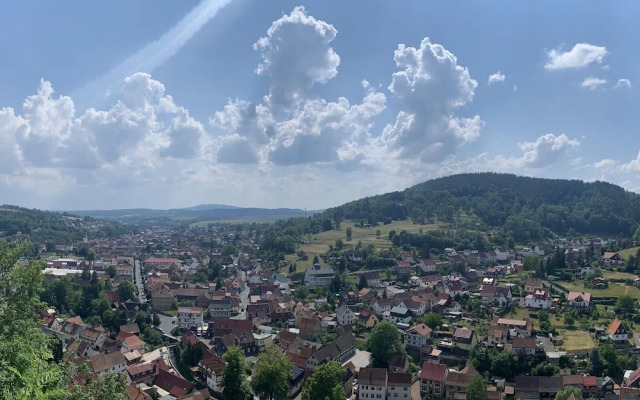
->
[1,0,639,210]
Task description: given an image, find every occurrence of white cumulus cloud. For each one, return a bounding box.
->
[581,77,607,90]
[614,78,632,89]
[380,37,481,162]
[487,71,506,85]
[518,133,580,167]
[545,43,608,70]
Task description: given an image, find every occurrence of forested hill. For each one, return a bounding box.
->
[0,205,134,243]
[322,173,640,239]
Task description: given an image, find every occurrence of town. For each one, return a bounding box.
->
[29,221,640,400]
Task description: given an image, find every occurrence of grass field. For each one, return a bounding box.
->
[560,280,640,299]
[619,246,640,260]
[602,270,639,281]
[560,330,595,352]
[282,219,446,273]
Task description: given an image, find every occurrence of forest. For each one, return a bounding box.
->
[0,205,135,243]
[322,173,640,239]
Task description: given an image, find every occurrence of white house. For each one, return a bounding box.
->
[384,306,412,325]
[336,304,356,326]
[199,354,226,393]
[178,306,204,330]
[608,319,628,342]
[405,323,433,349]
[495,248,509,262]
[419,259,437,274]
[567,291,592,310]
[304,264,335,286]
[524,289,552,309]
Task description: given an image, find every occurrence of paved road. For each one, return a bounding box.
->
[134,259,147,303]
[157,313,177,335]
[233,270,250,320]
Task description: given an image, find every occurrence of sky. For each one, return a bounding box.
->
[1,0,639,211]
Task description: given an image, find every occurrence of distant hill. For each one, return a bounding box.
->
[68,205,322,226]
[322,173,640,240]
[0,205,133,243]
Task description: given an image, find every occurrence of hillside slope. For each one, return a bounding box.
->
[322,173,640,239]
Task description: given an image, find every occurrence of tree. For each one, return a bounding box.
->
[589,348,603,377]
[152,313,161,327]
[423,313,442,330]
[466,374,487,400]
[369,320,405,363]
[221,346,246,400]
[615,295,635,314]
[301,361,346,400]
[555,386,583,400]
[564,314,575,328]
[251,345,292,400]
[346,227,352,241]
[117,280,137,302]
[106,265,117,278]
[357,274,368,290]
[312,255,319,265]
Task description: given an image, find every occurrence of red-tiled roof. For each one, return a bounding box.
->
[420,362,448,382]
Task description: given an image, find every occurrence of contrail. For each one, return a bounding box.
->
[72,0,233,108]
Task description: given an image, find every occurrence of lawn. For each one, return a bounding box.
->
[559,280,640,299]
[560,330,595,352]
[281,219,446,274]
[602,270,639,281]
[619,246,640,260]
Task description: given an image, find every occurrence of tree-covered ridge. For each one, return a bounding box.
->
[323,173,640,239]
[0,205,134,242]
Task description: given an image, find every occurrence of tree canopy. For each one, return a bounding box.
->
[369,320,405,363]
[301,361,346,400]
[221,346,246,400]
[250,346,292,400]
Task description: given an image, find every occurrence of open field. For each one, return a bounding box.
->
[560,330,595,352]
[602,270,639,281]
[281,219,446,273]
[559,280,640,299]
[619,246,640,260]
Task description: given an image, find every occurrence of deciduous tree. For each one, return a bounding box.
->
[221,346,246,400]
[301,361,345,400]
[250,346,292,400]
[369,320,405,363]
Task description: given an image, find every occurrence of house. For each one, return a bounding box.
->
[346,251,364,262]
[405,324,433,349]
[401,251,414,263]
[419,275,442,288]
[153,368,194,398]
[209,298,232,320]
[88,351,127,376]
[305,334,356,370]
[121,335,146,354]
[511,337,537,356]
[603,252,624,266]
[394,261,413,277]
[198,352,226,393]
[387,372,412,399]
[620,368,640,399]
[524,288,552,309]
[420,362,449,398]
[494,318,533,336]
[608,318,628,342]
[358,368,388,400]
[524,278,544,294]
[495,248,509,261]
[515,376,563,400]
[444,365,476,400]
[151,287,175,311]
[304,264,335,286]
[480,285,512,307]
[79,327,107,350]
[452,328,477,353]
[337,304,356,326]
[363,271,381,287]
[567,292,592,310]
[371,298,393,316]
[299,317,321,340]
[178,306,204,330]
[358,309,379,329]
[384,306,411,325]
[487,325,509,347]
[419,259,437,274]
[277,330,303,351]
[246,303,271,325]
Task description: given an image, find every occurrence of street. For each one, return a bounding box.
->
[134,259,147,303]
[156,312,177,335]
[232,270,250,320]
